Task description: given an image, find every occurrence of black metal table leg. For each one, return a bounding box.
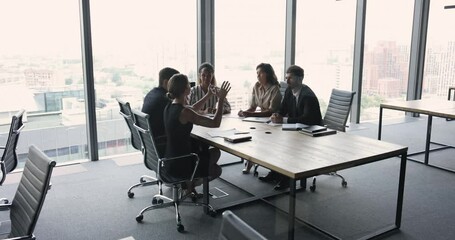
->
[288,179,296,240]
[424,116,432,165]
[378,106,383,140]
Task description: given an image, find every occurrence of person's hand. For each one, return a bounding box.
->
[270,113,283,123]
[208,84,216,96]
[216,81,231,100]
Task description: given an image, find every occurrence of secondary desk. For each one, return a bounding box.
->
[379,99,455,172]
[192,116,408,240]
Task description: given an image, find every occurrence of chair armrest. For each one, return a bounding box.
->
[14,125,25,134]
[158,153,200,184]
[0,203,12,211]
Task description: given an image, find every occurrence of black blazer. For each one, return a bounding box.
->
[279,84,322,125]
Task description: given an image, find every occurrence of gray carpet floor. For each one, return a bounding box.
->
[1,115,454,239]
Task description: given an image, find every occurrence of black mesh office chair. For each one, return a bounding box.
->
[117,99,161,199]
[0,109,25,204]
[310,89,356,192]
[131,109,215,232]
[219,210,267,240]
[0,145,56,240]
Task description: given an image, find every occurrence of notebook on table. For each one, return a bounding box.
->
[242,117,270,123]
[282,123,327,133]
[299,128,337,137]
[224,134,252,143]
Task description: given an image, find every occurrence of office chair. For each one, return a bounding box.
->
[310,89,356,192]
[219,210,267,240]
[0,145,56,240]
[131,109,215,232]
[0,109,25,204]
[117,99,161,199]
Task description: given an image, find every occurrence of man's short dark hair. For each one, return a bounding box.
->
[286,65,304,78]
[159,67,179,86]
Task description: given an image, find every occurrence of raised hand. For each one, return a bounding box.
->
[216,81,231,100]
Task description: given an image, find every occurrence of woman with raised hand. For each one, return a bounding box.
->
[164,73,231,195]
[188,62,231,114]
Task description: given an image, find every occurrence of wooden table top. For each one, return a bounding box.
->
[381,99,455,119]
[192,116,407,179]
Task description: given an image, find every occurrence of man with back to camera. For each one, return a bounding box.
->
[142,67,179,155]
[260,65,323,190]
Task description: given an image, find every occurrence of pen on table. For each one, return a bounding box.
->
[234,132,250,135]
[266,120,272,124]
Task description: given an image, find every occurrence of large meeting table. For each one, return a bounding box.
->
[379,99,455,172]
[192,115,408,240]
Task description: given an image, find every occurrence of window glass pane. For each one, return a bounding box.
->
[295,0,356,115]
[361,0,414,121]
[422,1,455,100]
[0,0,86,167]
[215,0,285,111]
[90,0,197,158]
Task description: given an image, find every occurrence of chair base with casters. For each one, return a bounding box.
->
[135,181,216,232]
[127,175,161,198]
[135,154,217,232]
[309,172,347,192]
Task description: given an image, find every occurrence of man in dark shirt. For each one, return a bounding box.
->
[260,65,322,190]
[142,67,179,146]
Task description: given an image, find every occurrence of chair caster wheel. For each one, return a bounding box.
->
[128,192,134,198]
[177,224,184,232]
[342,181,347,187]
[136,215,143,222]
[191,195,197,202]
[209,210,217,217]
[152,198,158,204]
[157,199,164,204]
[253,171,258,177]
[139,178,146,183]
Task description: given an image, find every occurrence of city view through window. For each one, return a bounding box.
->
[0,1,454,166]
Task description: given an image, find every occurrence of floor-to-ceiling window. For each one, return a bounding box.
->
[361,0,414,121]
[90,0,197,157]
[422,1,455,100]
[295,0,356,115]
[0,0,86,166]
[215,0,285,111]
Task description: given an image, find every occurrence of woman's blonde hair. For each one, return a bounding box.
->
[166,74,189,99]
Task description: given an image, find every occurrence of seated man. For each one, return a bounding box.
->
[260,65,322,190]
[142,67,179,155]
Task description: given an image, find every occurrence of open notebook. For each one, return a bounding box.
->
[282,123,327,133]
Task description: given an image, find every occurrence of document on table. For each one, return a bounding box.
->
[207,128,250,138]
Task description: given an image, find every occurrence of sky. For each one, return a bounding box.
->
[0,0,453,58]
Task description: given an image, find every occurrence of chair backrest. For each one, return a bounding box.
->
[131,109,160,172]
[219,210,267,240]
[117,99,142,151]
[0,109,25,185]
[9,145,56,239]
[323,89,356,132]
